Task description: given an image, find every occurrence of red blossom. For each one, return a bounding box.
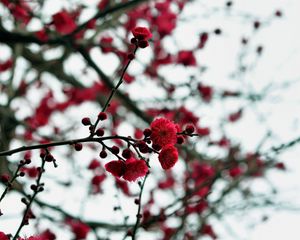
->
[99,36,114,53]
[88,159,101,170]
[158,145,179,170]
[9,1,32,25]
[105,158,148,182]
[158,174,175,189]
[52,10,77,35]
[191,162,215,184]
[228,109,243,122]
[201,224,217,239]
[21,167,39,178]
[124,73,135,84]
[0,0,9,6]
[195,185,211,198]
[155,1,170,11]
[198,84,213,102]
[154,11,177,37]
[66,219,90,240]
[186,200,208,214]
[37,229,56,240]
[177,51,197,66]
[134,128,144,139]
[115,178,131,196]
[228,166,243,178]
[199,32,209,49]
[150,118,177,147]
[177,106,199,125]
[18,80,28,96]
[86,19,96,29]
[0,59,13,72]
[105,160,126,177]
[197,127,210,136]
[27,92,54,128]
[97,0,109,10]
[162,225,176,240]
[131,26,152,40]
[122,158,148,182]
[35,29,48,42]
[275,162,286,170]
[1,174,10,183]
[91,174,106,186]
[91,174,106,193]
[218,137,230,148]
[0,232,8,240]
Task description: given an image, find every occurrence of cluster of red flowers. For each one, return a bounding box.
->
[131,26,152,48]
[105,157,148,182]
[0,0,32,25]
[104,117,180,181]
[150,118,179,170]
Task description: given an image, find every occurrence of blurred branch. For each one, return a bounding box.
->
[70,0,149,36]
[77,47,152,124]
[34,199,132,231]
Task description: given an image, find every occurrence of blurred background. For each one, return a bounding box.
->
[1,0,300,239]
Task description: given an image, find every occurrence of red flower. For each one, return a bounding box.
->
[115,178,131,196]
[197,127,210,136]
[131,26,152,40]
[0,59,13,72]
[229,166,243,178]
[88,159,101,170]
[0,232,8,240]
[105,160,126,177]
[52,10,77,35]
[97,0,109,10]
[91,174,106,186]
[275,162,285,170]
[154,12,177,37]
[106,158,148,182]
[199,32,209,49]
[123,158,148,181]
[158,174,175,189]
[150,118,177,147]
[158,145,179,170]
[9,2,32,25]
[91,174,106,193]
[177,51,197,66]
[37,229,56,240]
[191,162,215,181]
[35,29,48,42]
[228,109,243,122]
[218,137,230,148]
[67,220,90,240]
[21,167,39,178]
[201,224,217,239]
[99,36,114,53]
[197,84,213,102]
[124,73,135,84]
[1,174,10,183]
